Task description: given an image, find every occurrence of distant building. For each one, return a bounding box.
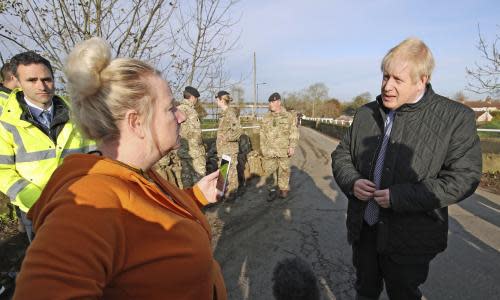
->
[462,99,500,112]
[335,115,354,123]
[475,111,494,123]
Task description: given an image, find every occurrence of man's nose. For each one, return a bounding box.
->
[176,110,186,123]
[35,80,45,90]
[383,78,395,91]
[38,80,51,91]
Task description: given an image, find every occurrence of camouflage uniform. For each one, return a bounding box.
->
[155,151,183,188]
[176,99,206,188]
[260,107,299,191]
[216,107,242,197]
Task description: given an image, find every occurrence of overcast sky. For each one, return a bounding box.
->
[225,0,499,102]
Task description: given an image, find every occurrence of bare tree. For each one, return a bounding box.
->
[1,0,243,95]
[352,92,371,108]
[1,0,178,82]
[466,25,500,97]
[305,83,329,117]
[453,91,468,102]
[231,85,244,103]
[282,83,335,117]
[171,0,241,94]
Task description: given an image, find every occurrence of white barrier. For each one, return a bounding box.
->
[201,122,500,133]
[302,116,500,133]
[301,116,353,126]
[201,125,260,132]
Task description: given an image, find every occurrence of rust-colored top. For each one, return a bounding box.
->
[15,154,226,300]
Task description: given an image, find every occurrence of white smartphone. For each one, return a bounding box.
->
[216,154,232,198]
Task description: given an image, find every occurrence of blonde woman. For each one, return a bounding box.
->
[215,91,241,201]
[14,38,226,300]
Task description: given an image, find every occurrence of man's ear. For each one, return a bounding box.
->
[419,75,429,89]
[13,75,20,86]
[125,109,145,139]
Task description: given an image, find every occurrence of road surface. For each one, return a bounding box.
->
[206,126,500,300]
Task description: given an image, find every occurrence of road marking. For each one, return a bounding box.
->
[319,276,337,300]
[238,257,250,300]
[477,201,500,213]
[449,205,500,250]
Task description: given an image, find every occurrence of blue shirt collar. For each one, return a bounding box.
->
[24,97,53,118]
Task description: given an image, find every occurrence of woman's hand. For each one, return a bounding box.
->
[195,170,220,203]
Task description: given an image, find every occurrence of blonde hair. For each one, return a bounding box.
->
[219,94,232,104]
[381,37,435,83]
[64,37,159,142]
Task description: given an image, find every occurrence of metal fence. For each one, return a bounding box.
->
[302,116,500,133]
[201,125,260,132]
[203,117,500,133]
[301,116,353,126]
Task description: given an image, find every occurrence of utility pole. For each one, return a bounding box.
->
[253,52,257,117]
[257,82,267,111]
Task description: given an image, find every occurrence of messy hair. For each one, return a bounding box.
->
[381,37,435,83]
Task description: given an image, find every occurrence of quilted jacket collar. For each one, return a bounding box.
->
[376,83,435,115]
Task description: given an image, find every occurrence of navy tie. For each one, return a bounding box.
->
[40,110,52,129]
[364,110,395,225]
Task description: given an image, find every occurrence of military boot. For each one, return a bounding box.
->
[279,190,289,198]
[267,189,278,202]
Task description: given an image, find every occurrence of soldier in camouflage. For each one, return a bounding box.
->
[260,92,299,201]
[216,91,242,201]
[175,86,206,188]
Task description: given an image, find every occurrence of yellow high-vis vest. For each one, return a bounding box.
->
[0,86,11,106]
[0,90,95,212]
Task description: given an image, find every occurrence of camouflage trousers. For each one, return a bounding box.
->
[180,155,206,189]
[262,157,290,191]
[219,153,239,197]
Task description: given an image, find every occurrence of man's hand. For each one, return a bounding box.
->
[374,189,390,208]
[353,179,375,201]
[195,170,220,203]
[287,147,295,157]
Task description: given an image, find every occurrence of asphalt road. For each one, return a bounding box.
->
[206,126,500,300]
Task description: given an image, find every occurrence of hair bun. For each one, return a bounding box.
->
[65,37,111,98]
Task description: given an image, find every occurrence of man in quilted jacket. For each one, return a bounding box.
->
[332,38,482,300]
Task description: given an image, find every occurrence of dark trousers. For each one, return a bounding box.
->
[352,222,434,300]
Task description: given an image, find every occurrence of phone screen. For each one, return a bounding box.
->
[216,157,230,194]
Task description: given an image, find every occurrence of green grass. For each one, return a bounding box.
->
[478,119,500,139]
[479,133,500,139]
[478,119,500,129]
[201,119,218,129]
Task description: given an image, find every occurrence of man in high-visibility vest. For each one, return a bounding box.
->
[1,61,23,233]
[0,51,94,241]
[0,61,18,102]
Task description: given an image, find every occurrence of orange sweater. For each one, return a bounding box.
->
[14,154,226,300]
